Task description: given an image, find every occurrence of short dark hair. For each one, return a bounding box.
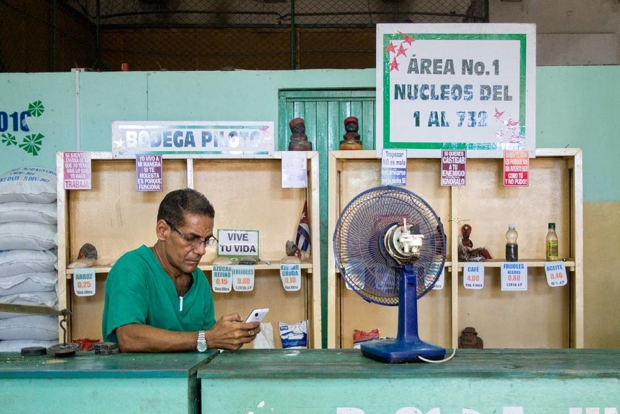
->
[157,188,215,227]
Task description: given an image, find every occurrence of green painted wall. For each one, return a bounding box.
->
[1,67,618,347]
[1,67,617,203]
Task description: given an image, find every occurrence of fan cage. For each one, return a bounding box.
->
[334,186,446,306]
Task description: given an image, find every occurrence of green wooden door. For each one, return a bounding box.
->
[278,89,376,348]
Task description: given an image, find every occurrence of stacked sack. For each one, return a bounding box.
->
[0,167,59,352]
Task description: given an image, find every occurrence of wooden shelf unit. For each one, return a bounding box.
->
[56,151,321,348]
[327,148,583,350]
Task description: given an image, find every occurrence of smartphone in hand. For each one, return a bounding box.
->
[245,308,269,323]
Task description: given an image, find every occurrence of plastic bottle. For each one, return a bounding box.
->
[546,222,559,261]
[505,224,518,262]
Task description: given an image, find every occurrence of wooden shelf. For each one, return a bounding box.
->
[57,151,322,348]
[65,259,315,277]
[327,148,583,350]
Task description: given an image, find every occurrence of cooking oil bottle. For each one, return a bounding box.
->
[546,222,559,261]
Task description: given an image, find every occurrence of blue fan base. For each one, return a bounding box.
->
[361,338,445,363]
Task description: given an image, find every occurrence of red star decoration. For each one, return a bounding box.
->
[389,57,399,72]
[396,43,408,57]
[385,42,396,54]
[398,31,415,45]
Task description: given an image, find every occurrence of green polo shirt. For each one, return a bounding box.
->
[102,245,216,343]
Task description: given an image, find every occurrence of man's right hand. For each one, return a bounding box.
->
[205,313,261,351]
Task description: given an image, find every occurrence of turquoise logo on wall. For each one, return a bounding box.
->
[1,100,46,156]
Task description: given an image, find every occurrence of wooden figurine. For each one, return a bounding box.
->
[288,118,313,151]
[458,223,492,261]
[458,326,484,349]
[339,116,363,150]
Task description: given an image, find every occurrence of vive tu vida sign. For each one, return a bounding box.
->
[217,229,259,259]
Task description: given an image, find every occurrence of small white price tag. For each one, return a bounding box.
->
[212,265,232,293]
[280,264,301,291]
[232,265,255,292]
[463,262,484,289]
[432,267,445,290]
[501,262,528,291]
[545,261,568,287]
[73,268,95,297]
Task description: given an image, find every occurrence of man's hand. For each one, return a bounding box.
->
[205,313,261,351]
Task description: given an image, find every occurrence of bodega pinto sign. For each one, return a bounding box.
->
[112,121,274,158]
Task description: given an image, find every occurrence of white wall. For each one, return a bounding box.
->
[490,0,620,65]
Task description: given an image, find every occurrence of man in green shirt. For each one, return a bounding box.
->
[102,188,260,352]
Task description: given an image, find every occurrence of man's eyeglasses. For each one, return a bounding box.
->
[165,220,218,249]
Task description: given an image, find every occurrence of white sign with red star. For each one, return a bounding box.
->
[376,23,536,159]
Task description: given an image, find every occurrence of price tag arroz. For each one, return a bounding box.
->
[432,267,445,290]
[73,268,95,297]
[545,261,568,287]
[463,262,484,289]
[212,265,232,293]
[501,262,528,291]
[280,264,301,291]
[233,265,255,292]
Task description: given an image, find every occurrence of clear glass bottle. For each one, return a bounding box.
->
[546,222,559,261]
[505,224,518,262]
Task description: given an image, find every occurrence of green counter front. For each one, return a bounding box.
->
[198,349,620,413]
[0,351,217,414]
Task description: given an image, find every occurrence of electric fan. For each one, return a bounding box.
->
[333,186,446,363]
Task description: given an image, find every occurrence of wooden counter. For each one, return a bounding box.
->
[0,351,216,414]
[199,348,620,413]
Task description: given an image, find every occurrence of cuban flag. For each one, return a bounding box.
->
[295,200,311,254]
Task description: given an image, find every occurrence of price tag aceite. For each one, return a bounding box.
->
[232,265,255,292]
[500,262,528,291]
[545,261,568,287]
[73,268,96,297]
[463,262,484,289]
[280,264,301,291]
[212,265,232,293]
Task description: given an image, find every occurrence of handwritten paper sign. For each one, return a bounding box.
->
[135,154,162,192]
[381,149,407,186]
[441,150,467,186]
[63,151,91,190]
[503,150,530,187]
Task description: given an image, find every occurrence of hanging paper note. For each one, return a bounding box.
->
[441,150,467,186]
[280,264,301,291]
[503,150,529,187]
[73,268,95,297]
[281,151,308,188]
[545,261,568,287]
[233,265,255,292]
[381,149,407,186]
[212,265,232,293]
[135,154,162,192]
